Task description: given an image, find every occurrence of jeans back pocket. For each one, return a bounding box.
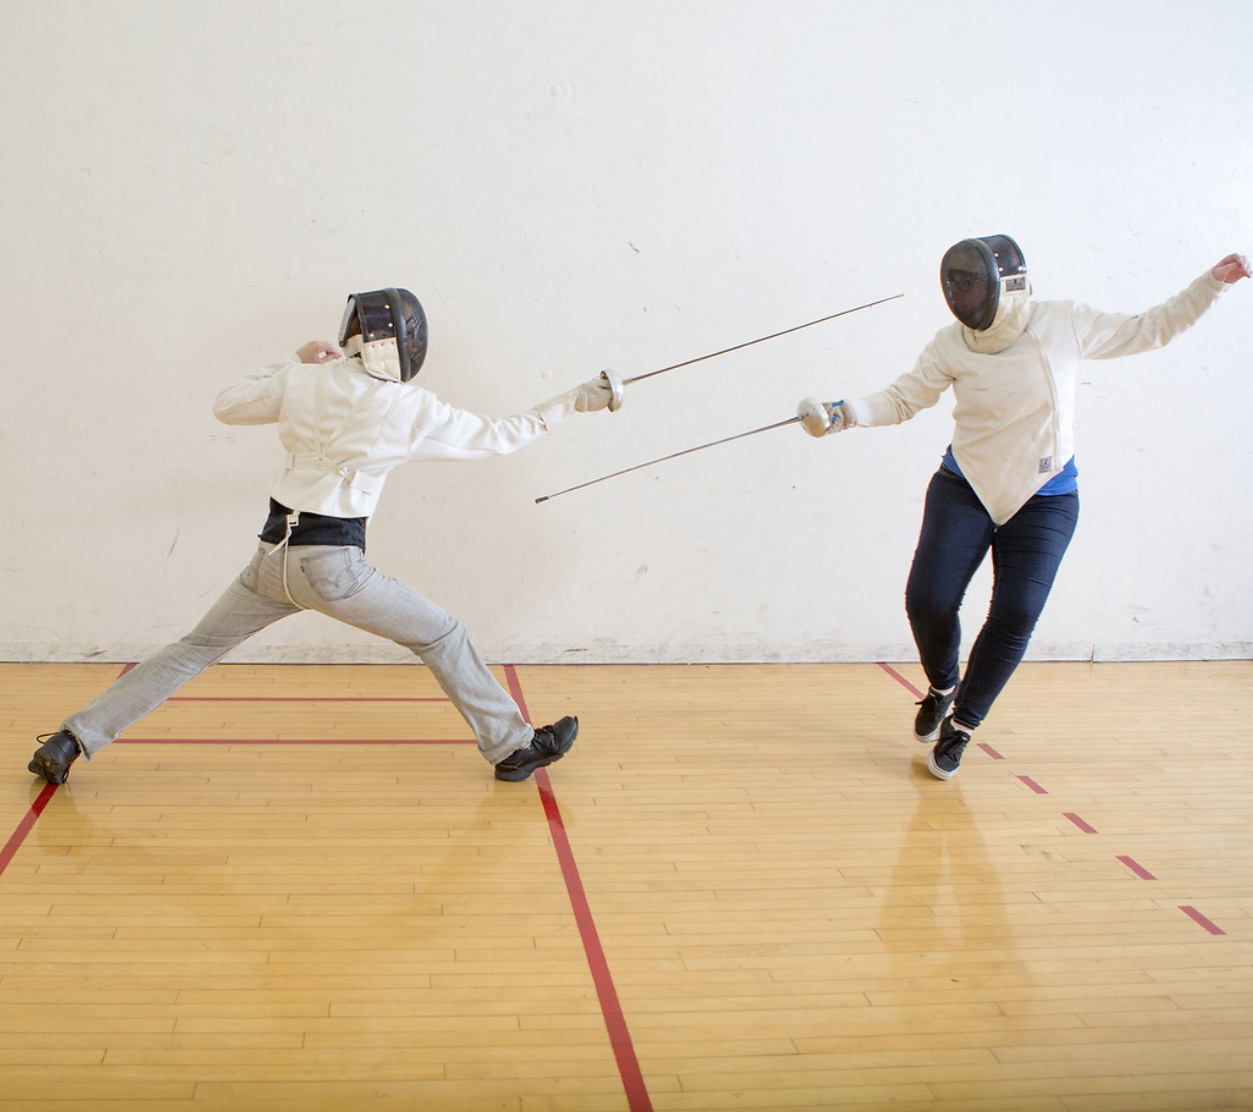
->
[298,548,372,602]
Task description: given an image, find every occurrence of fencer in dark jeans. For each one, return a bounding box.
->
[804,238,1246,779]
[906,464,1079,745]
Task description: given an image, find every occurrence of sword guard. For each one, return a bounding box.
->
[599,369,624,412]
[797,396,833,437]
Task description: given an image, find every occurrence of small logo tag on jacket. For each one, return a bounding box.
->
[1038,456,1053,474]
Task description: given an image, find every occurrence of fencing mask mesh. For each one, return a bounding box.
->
[339,288,428,382]
[940,235,1028,331]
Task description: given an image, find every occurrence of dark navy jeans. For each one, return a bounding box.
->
[905,467,1079,729]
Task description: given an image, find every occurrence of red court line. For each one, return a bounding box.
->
[116,737,475,745]
[1064,812,1098,834]
[9,660,1225,1101]
[503,665,653,1112]
[877,661,924,699]
[977,742,1004,760]
[1179,906,1226,935]
[1117,855,1156,880]
[0,783,58,878]
[116,663,448,702]
[169,696,449,703]
[16,666,653,1108]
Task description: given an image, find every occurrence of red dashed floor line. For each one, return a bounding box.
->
[1180,906,1227,936]
[1063,812,1098,834]
[876,662,1228,939]
[1117,855,1157,880]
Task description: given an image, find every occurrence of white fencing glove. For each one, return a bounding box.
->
[534,377,616,429]
[571,376,614,412]
[797,397,852,437]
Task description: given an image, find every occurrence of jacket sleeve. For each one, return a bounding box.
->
[1072,270,1228,360]
[212,357,297,425]
[844,332,956,428]
[406,391,552,462]
[404,380,606,461]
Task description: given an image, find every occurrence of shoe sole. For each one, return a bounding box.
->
[494,749,567,782]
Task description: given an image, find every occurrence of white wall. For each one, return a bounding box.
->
[3,0,1250,665]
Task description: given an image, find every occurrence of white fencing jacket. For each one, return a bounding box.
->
[213,355,582,518]
[846,270,1230,524]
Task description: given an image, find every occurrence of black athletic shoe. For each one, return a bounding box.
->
[29,731,81,785]
[914,687,956,742]
[493,716,578,782]
[927,718,971,781]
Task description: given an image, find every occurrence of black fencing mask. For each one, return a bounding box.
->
[339,288,428,382]
[940,236,1028,331]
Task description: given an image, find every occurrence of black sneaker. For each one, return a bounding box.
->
[29,731,81,785]
[914,687,956,742]
[493,716,578,782]
[927,718,971,781]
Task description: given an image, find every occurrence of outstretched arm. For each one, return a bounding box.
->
[1077,257,1245,361]
[406,377,615,462]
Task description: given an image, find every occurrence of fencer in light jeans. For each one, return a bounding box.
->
[30,286,613,786]
[64,542,531,764]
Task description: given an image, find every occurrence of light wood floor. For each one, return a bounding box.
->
[1,660,1251,1111]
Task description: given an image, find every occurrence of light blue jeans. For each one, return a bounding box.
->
[64,544,533,764]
